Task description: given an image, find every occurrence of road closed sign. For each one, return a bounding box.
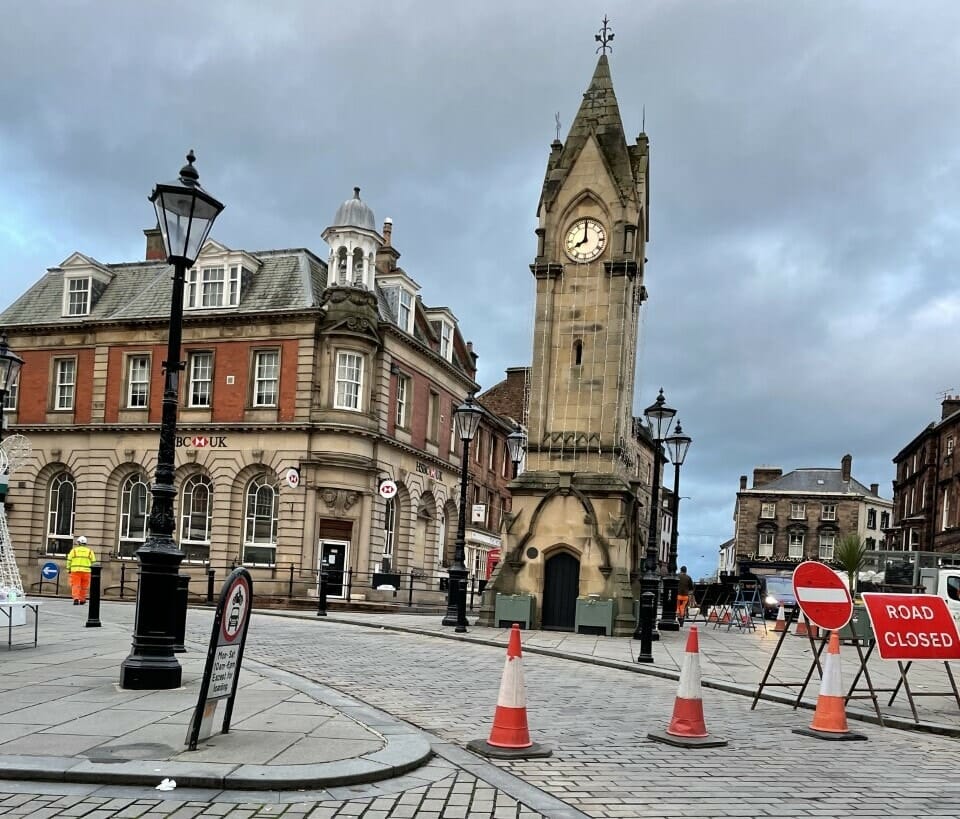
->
[861,593,960,661]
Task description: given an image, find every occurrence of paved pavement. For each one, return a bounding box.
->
[2,599,960,817]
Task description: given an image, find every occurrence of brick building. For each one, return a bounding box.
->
[731,454,893,576]
[889,396,960,554]
[0,188,514,603]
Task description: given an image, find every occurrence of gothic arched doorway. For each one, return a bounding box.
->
[542,551,580,631]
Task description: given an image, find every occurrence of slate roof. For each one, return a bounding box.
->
[749,468,879,497]
[0,248,328,327]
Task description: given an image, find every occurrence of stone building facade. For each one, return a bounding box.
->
[731,454,893,576]
[889,396,960,554]
[0,191,513,603]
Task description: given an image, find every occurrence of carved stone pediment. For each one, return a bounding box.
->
[317,488,361,517]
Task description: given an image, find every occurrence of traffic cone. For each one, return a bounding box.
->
[773,605,787,632]
[467,624,551,758]
[720,609,731,625]
[794,612,810,637]
[707,607,718,623]
[793,631,867,741]
[649,627,727,748]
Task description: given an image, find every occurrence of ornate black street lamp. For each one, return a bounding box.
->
[506,423,526,478]
[120,151,223,690]
[659,420,692,630]
[634,388,675,640]
[442,392,483,633]
[0,333,24,446]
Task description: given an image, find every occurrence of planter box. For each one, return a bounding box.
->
[575,597,614,636]
[494,593,535,629]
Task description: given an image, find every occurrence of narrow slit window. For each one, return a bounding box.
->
[573,340,583,366]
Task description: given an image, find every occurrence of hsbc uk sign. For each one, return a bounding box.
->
[176,435,229,449]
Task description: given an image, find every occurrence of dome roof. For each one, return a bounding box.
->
[332,187,376,231]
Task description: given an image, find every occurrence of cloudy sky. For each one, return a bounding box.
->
[2,1,958,580]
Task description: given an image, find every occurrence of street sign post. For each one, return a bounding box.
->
[861,593,960,661]
[792,561,853,631]
[186,567,253,750]
[40,562,59,581]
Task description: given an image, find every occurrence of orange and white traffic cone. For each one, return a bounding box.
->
[707,607,718,623]
[720,609,731,625]
[467,624,551,758]
[773,605,787,632]
[794,613,810,637]
[793,631,867,741]
[649,627,727,748]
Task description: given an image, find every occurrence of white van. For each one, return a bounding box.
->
[917,568,960,624]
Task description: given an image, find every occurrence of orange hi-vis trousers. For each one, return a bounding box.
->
[676,594,690,618]
[71,571,91,603]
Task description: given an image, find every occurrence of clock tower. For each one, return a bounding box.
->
[480,26,650,635]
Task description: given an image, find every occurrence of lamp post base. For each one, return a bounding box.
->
[119,655,183,690]
[442,568,468,630]
[659,575,680,631]
[119,544,183,690]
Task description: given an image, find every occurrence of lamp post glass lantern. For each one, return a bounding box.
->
[659,420,692,631]
[120,152,224,690]
[506,424,526,478]
[442,392,483,632]
[634,387,675,640]
[0,333,24,445]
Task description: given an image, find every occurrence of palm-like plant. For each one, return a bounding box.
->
[834,533,867,595]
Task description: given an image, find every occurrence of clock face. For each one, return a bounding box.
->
[564,218,606,262]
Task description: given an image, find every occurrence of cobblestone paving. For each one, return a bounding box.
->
[0,761,543,817]
[5,605,960,817]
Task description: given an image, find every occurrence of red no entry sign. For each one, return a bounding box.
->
[792,561,853,631]
[861,593,960,661]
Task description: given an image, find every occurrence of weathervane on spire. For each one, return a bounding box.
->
[595,15,614,54]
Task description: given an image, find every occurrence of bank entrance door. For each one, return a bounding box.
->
[542,551,580,631]
[319,539,350,599]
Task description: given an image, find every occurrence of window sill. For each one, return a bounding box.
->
[118,409,149,424]
[45,412,76,425]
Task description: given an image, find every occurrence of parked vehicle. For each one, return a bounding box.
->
[917,568,960,623]
[761,574,798,620]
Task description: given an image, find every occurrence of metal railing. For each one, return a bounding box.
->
[29,557,490,611]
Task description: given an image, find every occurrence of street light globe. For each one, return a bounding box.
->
[643,387,676,441]
[506,423,527,467]
[454,392,483,442]
[150,150,225,267]
[664,420,692,466]
[0,333,24,394]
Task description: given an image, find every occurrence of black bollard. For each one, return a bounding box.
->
[84,564,102,628]
[637,591,655,663]
[173,574,189,653]
[455,578,468,634]
[316,569,327,617]
[206,567,215,605]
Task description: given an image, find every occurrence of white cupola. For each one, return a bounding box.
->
[321,187,383,290]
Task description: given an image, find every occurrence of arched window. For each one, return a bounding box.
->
[337,247,348,284]
[118,473,151,557]
[244,475,278,564]
[352,248,364,285]
[573,339,583,366]
[47,472,76,555]
[383,498,396,558]
[180,474,213,561]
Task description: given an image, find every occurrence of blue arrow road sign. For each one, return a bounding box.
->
[41,562,59,580]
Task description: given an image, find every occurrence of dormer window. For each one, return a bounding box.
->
[398,289,413,333]
[187,265,243,309]
[66,278,91,316]
[440,321,453,361]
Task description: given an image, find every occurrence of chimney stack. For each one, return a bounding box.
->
[383,217,393,247]
[739,475,748,491]
[841,454,852,483]
[144,224,166,261]
[942,395,960,421]
[870,483,879,496]
[752,467,783,488]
